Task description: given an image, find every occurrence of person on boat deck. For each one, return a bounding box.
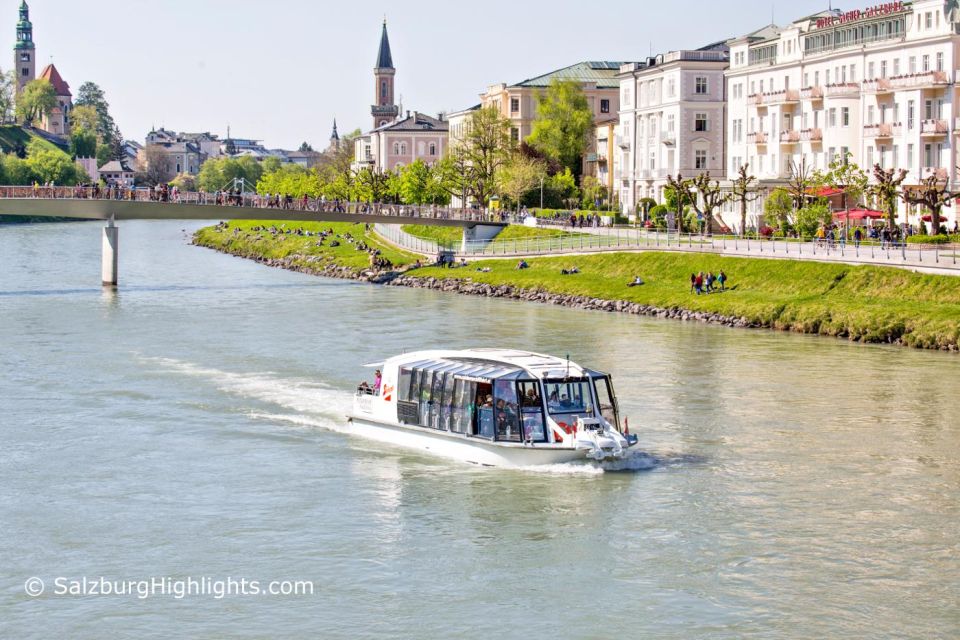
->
[483,395,494,407]
[373,370,382,393]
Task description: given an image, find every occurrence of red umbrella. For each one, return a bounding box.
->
[833,208,885,221]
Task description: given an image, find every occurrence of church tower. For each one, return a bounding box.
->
[371,20,398,129]
[329,118,340,151]
[14,1,35,93]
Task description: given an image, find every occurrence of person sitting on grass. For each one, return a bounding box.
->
[627,276,645,287]
[561,266,580,275]
[516,260,530,270]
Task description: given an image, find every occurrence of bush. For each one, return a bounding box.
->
[906,234,958,245]
[648,204,670,230]
[759,225,775,238]
[795,203,832,238]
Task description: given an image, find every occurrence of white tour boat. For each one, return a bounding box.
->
[347,349,638,467]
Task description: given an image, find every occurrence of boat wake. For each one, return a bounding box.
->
[138,356,664,474]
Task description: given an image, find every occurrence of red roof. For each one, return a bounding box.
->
[39,64,71,97]
[807,186,845,198]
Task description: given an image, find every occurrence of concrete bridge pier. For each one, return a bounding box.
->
[462,224,503,252]
[101,218,118,287]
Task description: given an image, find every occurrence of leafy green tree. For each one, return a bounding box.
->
[429,153,470,206]
[580,174,605,210]
[764,187,793,229]
[70,128,98,158]
[169,173,198,192]
[323,171,354,201]
[527,79,593,175]
[795,202,832,238]
[74,82,117,144]
[70,104,99,135]
[869,165,908,230]
[460,106,513,207]
[15,79,56,125]
[398,160,433,205]
[545,166,579,208]
[355,166,393,203]
[95,143,112,167]
[813,151,868,215]
[27,148,87,184]
[197,156,263,192]
[299,142,314,152]
[257,164,322,198]
[3,155,35,184]
[261,156,283,175]
[0,69,15,124]
[497,155,547,211]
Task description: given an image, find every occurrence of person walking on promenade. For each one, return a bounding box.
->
[853,227,862,248]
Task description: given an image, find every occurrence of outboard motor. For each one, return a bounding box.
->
[574,417,627,461]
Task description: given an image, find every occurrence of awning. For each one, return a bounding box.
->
[807,187,845,198]
[833,208,886,220]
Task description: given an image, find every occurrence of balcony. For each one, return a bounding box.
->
[596,153,608,164]
[616,135,629,149]
[920,167,948,181]
[767,89,800,105]
[660,130,676,145]
[800,128,823,142]
[863,122,901,139]
[779,130,800,144]
[825,82,860,98]
[861,78,894,95]
[889,71,949,90]
[747,131,768,145]
[747,93,765,107]
[920,119,948,137]
[800,86,824,101]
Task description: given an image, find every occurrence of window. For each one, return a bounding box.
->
[906,143,914,171]
[695,76,708,94]
[510,97,519,113]
[510,127,519,142]
[841,107,850,127]
[21,68,28,77]
[600,99,610,114]
[880,60,888,78]
[909,56,917,74]
[20,53,29,62]
[937,52,944,72]
[517,381,546,442]
[393,142,400,155]
[695,149,708,170]
[380,81,387,99]
[828,108,837,128]
[922,55,930,72]
[925,12,933,29]
[907,101,915,129]
[544,380,595,429]
[695,113,708,132]
[429,143,436,156]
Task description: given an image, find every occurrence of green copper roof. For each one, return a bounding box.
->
[511,61,623,89]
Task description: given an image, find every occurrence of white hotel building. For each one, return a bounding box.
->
[617,46,730,214]
[724,1,960,229]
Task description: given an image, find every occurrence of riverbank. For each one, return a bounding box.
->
[193,222,960,351]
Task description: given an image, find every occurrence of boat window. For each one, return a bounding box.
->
[451,379,475,434]
[493,379,521,442]
[418,370,434,427]
[544,379,595,430]
[430,372,446,430]
[475,383,494,439]
[441,374,456,431]
[398,368,412,402]
[517,381,546,442]
[593,376,620,430]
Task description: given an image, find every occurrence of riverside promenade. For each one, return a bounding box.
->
[374,223,960,275]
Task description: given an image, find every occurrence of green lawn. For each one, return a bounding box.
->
[410,252,960,350]
[194,221,418,271]
[401,223,586,246]
[0,125,67,154]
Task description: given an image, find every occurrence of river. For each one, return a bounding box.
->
[1,220,958,639]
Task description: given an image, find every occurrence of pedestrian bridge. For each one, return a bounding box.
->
[0,186,506,286]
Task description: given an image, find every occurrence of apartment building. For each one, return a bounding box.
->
[617,46,730,214]
[725,1,960,228]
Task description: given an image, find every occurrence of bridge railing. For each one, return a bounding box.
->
[0,185,513,225]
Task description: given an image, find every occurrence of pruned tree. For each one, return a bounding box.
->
[665,173,694,233]
[688,171,730,234]
[461,106,514,208]
[869,165,908,230]
[730,164,762,237]
[813,150,868,217]
[137,145,173,186]
[902,172,953,235]
[786,158,814,211]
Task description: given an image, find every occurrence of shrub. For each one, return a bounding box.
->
[906,234,955,245]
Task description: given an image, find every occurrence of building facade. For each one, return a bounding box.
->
[354,111,448,172]
[617,47,730,214]
[372,21,399,129]
[13,1,34,93]
[725,2,960,229]
[590,117,620,205]
[37,63,71,136]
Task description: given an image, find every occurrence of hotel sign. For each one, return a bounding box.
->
[815,2,909,29]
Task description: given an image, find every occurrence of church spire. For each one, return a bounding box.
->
[330,118,339,142]
[376,20,393,70]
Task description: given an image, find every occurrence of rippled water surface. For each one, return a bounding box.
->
[1,221,958,639]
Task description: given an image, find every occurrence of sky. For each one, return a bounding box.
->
[8,0,836,150]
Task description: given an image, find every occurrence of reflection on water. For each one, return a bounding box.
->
[1,220,958,639]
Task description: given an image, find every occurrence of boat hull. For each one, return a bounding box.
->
[345,414,602,467]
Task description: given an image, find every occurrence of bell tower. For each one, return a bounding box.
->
[371,20,398,129]
[14,1,35,93]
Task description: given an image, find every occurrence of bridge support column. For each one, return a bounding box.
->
[462,224,502,253]
[101,219,118,287]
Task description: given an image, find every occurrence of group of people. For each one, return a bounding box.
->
[690,271,727,295]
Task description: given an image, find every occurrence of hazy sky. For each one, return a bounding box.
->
[8,0,834,149]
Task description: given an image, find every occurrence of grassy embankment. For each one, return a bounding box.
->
[194,220,419,270]
[195,221,960,350]
[0,125,67,154]
[401,224,584,246]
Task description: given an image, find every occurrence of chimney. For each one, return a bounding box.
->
[406,110,411,119]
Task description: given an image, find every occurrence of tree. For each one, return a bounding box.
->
[546,167,579,208]
[398,160,433,205]
[460,106,513,208]
[497,155,547,211]
[169,173,198,192]
[27,148,87,184]
[69,128,98,158]
[795,202,833,238]
[786,158,814,211]
[3,155,35,184]
[869,165,908,230]
[689,172,730,233]
[665,173,695,233]
[15,78,56,125]
[730,164,762,237]
[197,156,263,192]
[355,166,393,203]
[298,142,314,152]
[138,146,173,187]
[902,172,953,235]
[813,151,869,218]
[0,69,15,124]
[74,82,117,144]
[527,79,593,176]
[580,175,605,210]
[764,188,793,230]
[70,104,100,136]
[432,150,472,207]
